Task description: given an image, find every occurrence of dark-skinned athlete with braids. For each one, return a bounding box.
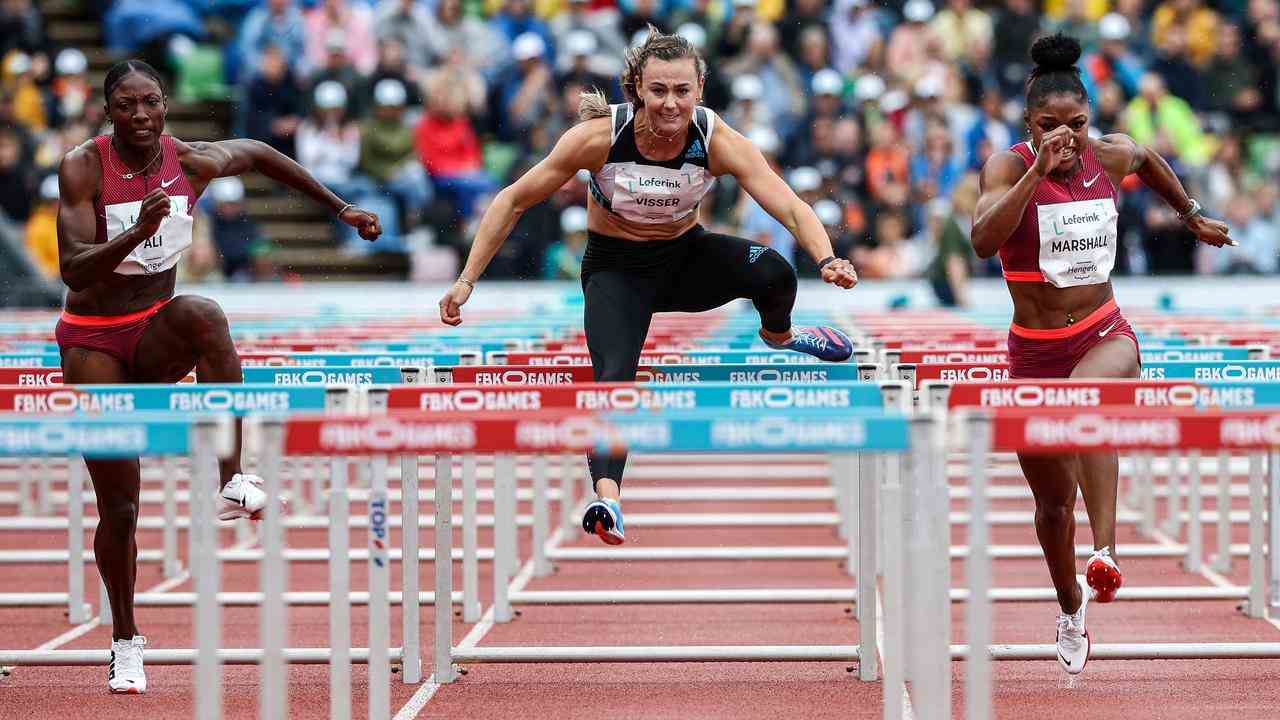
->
[56,60,381,694]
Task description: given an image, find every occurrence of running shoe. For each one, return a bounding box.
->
[1055,575,1091,675]
[1086,546,1122,603]
[107,635,147,694]
[582,498,625,545]
[760,326,854,362]
[217,473,272,521]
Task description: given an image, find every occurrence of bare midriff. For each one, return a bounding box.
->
[1007,279,1115,331]
[586,197,701,241]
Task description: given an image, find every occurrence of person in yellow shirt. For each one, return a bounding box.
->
[24,174,59,280]
[1150,0,1219,67]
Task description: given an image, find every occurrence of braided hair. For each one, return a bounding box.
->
[1025,34,1086,110]
[103,60,165,100]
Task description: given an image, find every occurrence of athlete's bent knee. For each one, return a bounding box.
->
[753,247,797,292]
[177,297,232,349]
[1035,502,1074,528]
[97,499,139,536]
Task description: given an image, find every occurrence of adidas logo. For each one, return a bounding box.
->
[685,139,706,159]
[748,246,767,263]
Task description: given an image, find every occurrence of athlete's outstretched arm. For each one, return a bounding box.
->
[711,121,856,288]
[1096,133,1233,247]
[56,145,169,291]
[439,118,612,326]
[181,138,381,240]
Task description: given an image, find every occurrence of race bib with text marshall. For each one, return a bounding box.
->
[1037,198,1117,288]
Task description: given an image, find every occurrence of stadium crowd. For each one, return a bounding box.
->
[1,0,1279,301]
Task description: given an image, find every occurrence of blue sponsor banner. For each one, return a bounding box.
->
[598,410,911,453]
[0,414,197,457]
[1142,361,1280,381]
[1139,346,1258,362]
[1129,381,1280,408]
[242,366,404,385]
[259,352,466,367]
[0,384,326,416]
[361,341,513,354]
[0,353,60,367]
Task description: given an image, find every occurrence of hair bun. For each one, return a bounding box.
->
[1029,33,1082,72]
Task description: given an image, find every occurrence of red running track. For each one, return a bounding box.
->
[2,454,1280,719]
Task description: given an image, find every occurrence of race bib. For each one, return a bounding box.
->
[1037,198,1118,288]
[611,164,709,222]
[107,195,194,276]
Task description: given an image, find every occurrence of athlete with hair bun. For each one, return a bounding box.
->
[438,26,859,547]
[56,59,381,694]
[972,34,1233,675]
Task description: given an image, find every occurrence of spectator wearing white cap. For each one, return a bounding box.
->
[304,0,377,76]
[365,37,425,112]
[296,81,362,196]
[544,205,590,279]
[887,0,942,85]
[1081,13,1145,99]
[669,3,720,57]
[558,29,618,97]
[494,32,558,141]
[50,48,91,126]
[3,51,45,131]
[306,30,367,118]
[490,0,555,60]
[809,68,846,120]
[551,0,626,76]
[202,177,266,281]
[671,22,731,108]
[930,0,992,66]
[723,73,770,136]
[359,78,434,251]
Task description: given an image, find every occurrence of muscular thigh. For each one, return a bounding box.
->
[1070,336,1140,380]
[657,231,759,313]
[130,296,216,383]
[583,271,658,381]
[1018,452,1081,506]
[59,349,142,501]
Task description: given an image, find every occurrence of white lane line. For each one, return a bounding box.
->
[1151,528,1280,633]
[395,527,567,720]
[875,585,915,720]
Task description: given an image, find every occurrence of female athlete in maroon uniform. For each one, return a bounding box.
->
[971,35,1231,675]
[56,60,380,693]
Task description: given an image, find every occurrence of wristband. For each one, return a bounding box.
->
[1177,198,1202,223]
[336,202,354,217]
[817,256,837,271]
[456,277,476,289]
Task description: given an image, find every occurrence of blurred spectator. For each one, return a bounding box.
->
[23,172,57,280]
[724,23,806,139]
[1042,0,1106,22]
[374,0,439,71]
[855,208,921,279]
[992,0,1038,97]
[676,23,730,109]
[737,128,795,261]
[1083,14,1144,100]
[491,0,555,59]
[0,0,44,57]
[0,124,35,222]
[829,0,883,75]
[495,33,558,141]
[241,44,302,157]
[622,0,669,41]
[416,72,496,223]
[1150,26,1206,110]
[1204,23,1264,126]
[927,172,978,306]
[1046,0,1098,50]
[558,30,616,98]
[1094,80,1126,132]
[911,121,963,208]
[551,0,626,77]
[794,26,832,89]
[426,0,509,75]
[779,0,829,62]
[865,120,910,211]
[1123,72,1212,168]
[931,0,992,67]
[50,48,91,127]
[1112,0,1154,59]
[305,0,377,77]
[307,31,367,119]
[1202,195,1278,274]
[963,87,1013,171]
[296,81,362,196]
[813,197,857,262]
[365,37,425,112]
[1205,134,1253,213]
[236,0,306,83]
[718,0,759,60]
[204,176,265,281]
[3,52,45,132]
[809,69,846,122]
[359,78,433,247]
[544,205,588,279]
[886,0,941,86]
[723,73,771,135]
[1151,0,1219,67]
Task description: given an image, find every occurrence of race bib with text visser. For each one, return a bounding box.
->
[1037,198,1118,288]
[612,164,707,222]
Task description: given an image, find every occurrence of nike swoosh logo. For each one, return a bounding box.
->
[160,176,180,189]
[1083,173,1101,188]
[1098,321,1120,338]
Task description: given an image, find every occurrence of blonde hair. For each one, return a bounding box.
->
[578,26,706,120]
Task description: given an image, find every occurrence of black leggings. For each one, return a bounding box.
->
[581,225,797,487]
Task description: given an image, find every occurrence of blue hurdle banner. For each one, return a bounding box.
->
[242,366,406,385]
[0,414,227,457]
[0,384,327,415]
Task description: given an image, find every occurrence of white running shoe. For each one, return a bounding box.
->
[108,635,147,694]
[217,473,270,520]
[1055,575,1091,675]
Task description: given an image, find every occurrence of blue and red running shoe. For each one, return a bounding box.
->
[582,498,625,545]
[760,326,854,362]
